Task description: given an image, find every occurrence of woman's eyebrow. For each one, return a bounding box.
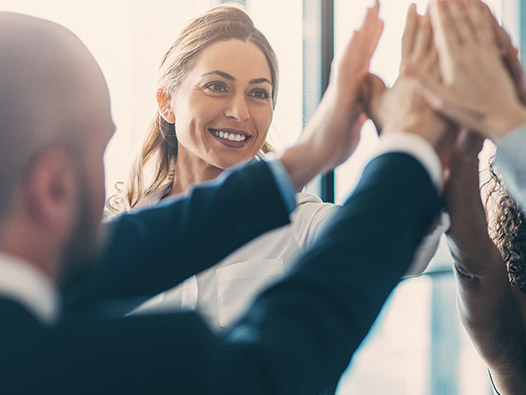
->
[203,70,271,85]
[203,70,234,80]
[250,78,271,85]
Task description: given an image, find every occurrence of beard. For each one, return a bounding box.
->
[58,179,101,289]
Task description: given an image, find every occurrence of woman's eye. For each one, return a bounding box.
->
[205,82,227,93]
[249,88,270,101]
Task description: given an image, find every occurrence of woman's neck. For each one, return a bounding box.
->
[168,147,224,197]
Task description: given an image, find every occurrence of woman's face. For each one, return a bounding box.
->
[171,39,273,169]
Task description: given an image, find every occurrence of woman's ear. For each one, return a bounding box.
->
[157,89,176,123]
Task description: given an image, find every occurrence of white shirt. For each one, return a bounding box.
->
[133,190,339,329]
[132,133,445,330]
[0,252,59,325]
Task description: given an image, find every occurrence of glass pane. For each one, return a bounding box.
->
[245,0,304,149]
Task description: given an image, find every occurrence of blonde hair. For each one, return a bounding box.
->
[108,5,278,213]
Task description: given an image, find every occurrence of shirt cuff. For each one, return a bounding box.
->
[266,158,297,214]
[374,132,442,191]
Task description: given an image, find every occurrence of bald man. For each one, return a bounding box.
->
[0,9,447,395]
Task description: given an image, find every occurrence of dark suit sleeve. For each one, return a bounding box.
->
[216,153,444,394]
[64,161,290,304]
[7,153,444,395]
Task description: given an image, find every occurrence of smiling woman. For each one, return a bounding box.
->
[110,5,279,210]
[110,4,341,330]
[157,39,274,189]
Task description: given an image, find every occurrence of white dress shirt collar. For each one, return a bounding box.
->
[0,251,59,325]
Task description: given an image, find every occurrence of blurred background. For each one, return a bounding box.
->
[0,0,519,393]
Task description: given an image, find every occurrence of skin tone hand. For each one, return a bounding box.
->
[362,4,458,167]
[443,130,526,395]
[279,1,383,190]
[489,3,526,106]
[404,0,526,143]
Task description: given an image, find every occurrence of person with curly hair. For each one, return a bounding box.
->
[405,0,526,393]
[487,161,526,293]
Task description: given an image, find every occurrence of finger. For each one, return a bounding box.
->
[361,1,384,59]
[425,45,441,81]
[359,73,388,135]
[506,54,526,105]
[467,0,497,48]
[401,3,419,62]
[340,2,383,74]
[494,21,516,57]
[430,0,463,55]
[481,0,512,55]
[448,0,474,43]
[413,12,433,61]
[359,0,382,39]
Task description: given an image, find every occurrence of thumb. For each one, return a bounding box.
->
[360,73,388,134]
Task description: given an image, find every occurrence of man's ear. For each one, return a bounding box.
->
[24,149,78,232]
[157,89,176,123]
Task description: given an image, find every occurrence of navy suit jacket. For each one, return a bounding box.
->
[0,154,442,394]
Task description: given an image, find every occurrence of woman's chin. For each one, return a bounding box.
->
[211,155,254,170]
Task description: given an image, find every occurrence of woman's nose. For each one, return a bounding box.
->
[225,93,249,121]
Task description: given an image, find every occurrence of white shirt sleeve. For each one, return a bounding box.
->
[495,125,526,213]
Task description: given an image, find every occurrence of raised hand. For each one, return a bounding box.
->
[405,0,526,142]
[363,4,458,167]
[280,1,383,190]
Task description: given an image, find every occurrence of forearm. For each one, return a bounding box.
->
[445,154,495,277]
[458,275,526,395]
[279,142,324,192]
[452,233,526,395]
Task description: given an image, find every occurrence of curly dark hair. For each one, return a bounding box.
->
[485,158,526,293]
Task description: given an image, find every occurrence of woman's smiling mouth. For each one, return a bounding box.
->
[209,128,252,147]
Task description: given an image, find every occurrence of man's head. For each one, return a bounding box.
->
[0,12,115,286]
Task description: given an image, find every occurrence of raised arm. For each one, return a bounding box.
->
[404,1,526,392]
[280,1,383,190]
[444,131,526,394]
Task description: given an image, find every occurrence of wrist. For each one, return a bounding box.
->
[279,143,321,191]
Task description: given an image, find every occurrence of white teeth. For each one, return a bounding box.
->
[212,129,247,142]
